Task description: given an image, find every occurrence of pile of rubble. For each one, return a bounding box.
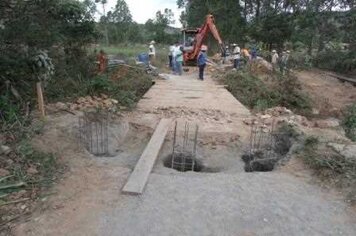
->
[243,106,341,129]
[249,58,273,75]
[243,106,309,127]
[53,94,119,112]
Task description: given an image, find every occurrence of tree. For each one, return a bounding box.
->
[96,0,109,45]
[109,0,132,23]
[0,0,98,99]
[145,8,178,44]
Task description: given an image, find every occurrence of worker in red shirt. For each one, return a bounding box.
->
[97,49,107,73]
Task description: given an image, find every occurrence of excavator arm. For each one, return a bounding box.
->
[184,14,225,64]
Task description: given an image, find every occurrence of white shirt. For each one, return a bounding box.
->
[172,45,180,57]
[169,45,175,56]
[272,53,279,64]
[149,44,155,56]
[233,46,241,59]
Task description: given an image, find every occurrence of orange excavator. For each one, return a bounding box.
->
[182,14,225,65]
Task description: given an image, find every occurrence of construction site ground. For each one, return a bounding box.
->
[12,71,356,235]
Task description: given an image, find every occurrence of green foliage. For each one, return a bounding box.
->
[342,104,356,141]
[250,13,293,48]
[0,0,99,124]
[301,136,356,202]
[46,66,153,108]
[225,71,278,110]
[0,93,21,124]
[314,50,356,74]
[225,71,311,113]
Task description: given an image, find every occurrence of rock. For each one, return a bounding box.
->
[111,99,119,104]
[55,102,67,110]
[0,168,10,177]
[328,143,356,161]
[260,114,272,120]
[341,145,356,161]
[314,119,340,128]
[27,166,39,175]
[312,108,320,115]
[327,143,346,153]
[243,119,253,125]
[263,118,273,125]
[0,145,11,155]
[276,117,288,124]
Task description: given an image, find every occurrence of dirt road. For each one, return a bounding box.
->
[296,69,356,117]
[13,73,356,236]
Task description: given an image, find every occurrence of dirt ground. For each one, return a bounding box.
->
[295,69,356,117]
[9,72,356,235]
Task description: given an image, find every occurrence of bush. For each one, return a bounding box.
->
[301,136,356,203]
[342,104,356,141]
[224,71,311,113]
[46,65,153,108]
[314,50,356,74]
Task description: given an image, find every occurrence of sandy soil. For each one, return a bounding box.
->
[11,72,356,236]
[296,69,356,117]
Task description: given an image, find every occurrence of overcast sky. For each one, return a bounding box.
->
[104,0,183,27]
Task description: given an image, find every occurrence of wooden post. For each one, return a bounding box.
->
[36,82,45,119]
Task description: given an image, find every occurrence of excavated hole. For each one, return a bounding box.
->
[163,153,204,172]
[242,131,295,172]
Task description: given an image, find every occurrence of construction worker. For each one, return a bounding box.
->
[223,45,229,64]
[96,49,107,74]
[232,43,241,69]
[172,42,180,74]
[148,40,156,64]
[197,45,208,80]
[251,47,258,60]
[271,50,279,71]
[242,48,250,61]
[169,43,175,69]
[280,50,290,75]
[175,46,184,76]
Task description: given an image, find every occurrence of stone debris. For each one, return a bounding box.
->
[313,118,340,128]
[243,106,310,128]
[52,94,119,112]
[0,145,11,155]
[0,168,10,177]
[328,143,356,161]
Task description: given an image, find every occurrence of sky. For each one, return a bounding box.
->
[105,0,183,28]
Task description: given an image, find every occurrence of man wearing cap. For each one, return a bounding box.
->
[232,43,241,69]
[148,40,156,64]
[280,50,290,75]
[197,45,208,80]
[271,50,279,71]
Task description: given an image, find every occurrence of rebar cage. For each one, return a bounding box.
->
[79,111,109,156]
[248,122,276,159]
[171,121,199,172]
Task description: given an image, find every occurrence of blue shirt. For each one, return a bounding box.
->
[197,52,207,66]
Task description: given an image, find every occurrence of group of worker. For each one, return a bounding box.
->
[271,50,290,74]
[225,44,258,70]
[168,43,208,80]
[168,42,184,76]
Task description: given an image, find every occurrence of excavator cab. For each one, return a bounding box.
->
[182,29,199,53]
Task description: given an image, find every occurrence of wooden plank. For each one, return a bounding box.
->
[122,118,172,195]
[36,82,46,119]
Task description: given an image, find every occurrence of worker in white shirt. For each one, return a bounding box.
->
[169,43,175,69]
[271,50,279,71]
[232,43,241,69]
[148,40,156,65]
[172,42,180,74]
